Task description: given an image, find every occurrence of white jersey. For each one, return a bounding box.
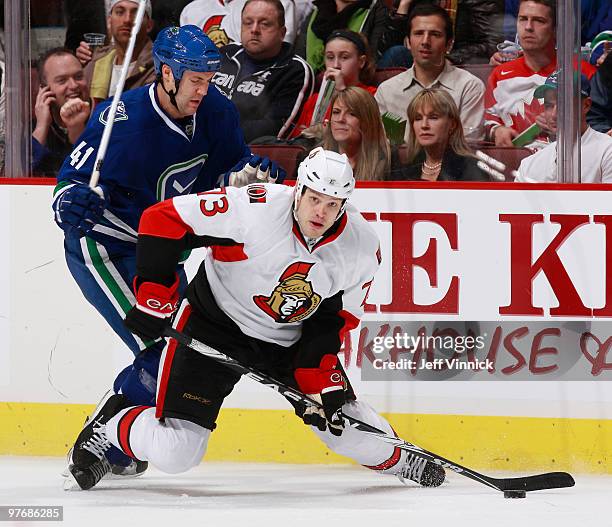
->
[516,127,612,183]
[139,184,380,347]
[180,0,297,46]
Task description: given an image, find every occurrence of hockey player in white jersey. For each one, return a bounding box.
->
[67,148,446,491]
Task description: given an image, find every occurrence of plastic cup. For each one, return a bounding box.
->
[84,33,106,49]
[497,41,521,62]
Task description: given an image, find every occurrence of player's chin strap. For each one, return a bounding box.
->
[157,74,180,110]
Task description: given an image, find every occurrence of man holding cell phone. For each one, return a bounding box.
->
[32,48,91,177]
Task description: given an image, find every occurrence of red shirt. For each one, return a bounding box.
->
[288,83,377,139]
[484,56,596,135]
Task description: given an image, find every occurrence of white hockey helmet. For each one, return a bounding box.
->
[294,147,355,217]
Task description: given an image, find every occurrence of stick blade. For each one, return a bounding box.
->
[493,472,575,492]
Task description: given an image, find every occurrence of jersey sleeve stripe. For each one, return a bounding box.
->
[338,309,360,345]
[139,198,195,240]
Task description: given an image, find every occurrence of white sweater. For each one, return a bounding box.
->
[517,127,612,183]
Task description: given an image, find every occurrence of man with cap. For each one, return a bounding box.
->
[516,70,612,183]
[75,0,156,108]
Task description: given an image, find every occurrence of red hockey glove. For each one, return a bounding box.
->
[124,276,180,342]
[295,354,345,436]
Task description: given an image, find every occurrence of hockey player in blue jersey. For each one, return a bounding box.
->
[52,25,285,479]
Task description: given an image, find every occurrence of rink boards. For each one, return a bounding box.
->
[1,180,612,472]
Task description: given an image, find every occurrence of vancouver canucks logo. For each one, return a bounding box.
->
[156,153,209,201]
[99,101,129,125]
[253,262,322,323]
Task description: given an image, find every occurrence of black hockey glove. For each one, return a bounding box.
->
[295,355,346,436]
[124,276,179,342]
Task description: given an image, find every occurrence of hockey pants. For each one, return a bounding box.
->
[105,400,406,476]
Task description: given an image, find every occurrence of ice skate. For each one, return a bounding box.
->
[397,452,445,487]
[62,391,148,482]
[66,393,132,490]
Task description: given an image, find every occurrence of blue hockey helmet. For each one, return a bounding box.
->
[153,25,221,82]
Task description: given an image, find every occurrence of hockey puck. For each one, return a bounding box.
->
[503,490,526,499]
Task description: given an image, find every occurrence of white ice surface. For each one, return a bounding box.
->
[0,457,609,527]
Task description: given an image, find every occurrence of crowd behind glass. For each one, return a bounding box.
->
[1,0,611,182]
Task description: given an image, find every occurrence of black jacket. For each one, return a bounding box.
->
[388,149,489,181]
[380,0,504,65]
[587,53,612,134]
[31,120,73,177]
[212,43,314,142]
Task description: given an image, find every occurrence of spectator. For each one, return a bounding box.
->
[32,48,91,177]
[502,0,611,47]
[321,86,390,179]
[289,30,376,139]
[485,0,596,147]
[390,88,487,181]
[587,51,612,135]
[75,0,155,107]
[180,0,297,47]
[375,3,485,142]
[381,0,504,67]
[294,0,390,73]
[211,0,313,142]
[516,72,612,183]
[589,30,612,66]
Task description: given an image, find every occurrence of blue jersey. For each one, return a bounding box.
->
[56,83,250,244]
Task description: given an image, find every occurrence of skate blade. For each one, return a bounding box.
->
[61,463,146,481]
[63,472,82,491]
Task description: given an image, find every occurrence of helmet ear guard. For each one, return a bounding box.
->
[294,147,355,218]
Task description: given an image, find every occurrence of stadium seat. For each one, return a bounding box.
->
[373,67,407,86]
[249,144,307,180]
[395,145,533,181]
[477,146,533,181]
[459,64,495,87]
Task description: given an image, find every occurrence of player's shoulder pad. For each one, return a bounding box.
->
[90,86,152,134]
[344,203,381,260]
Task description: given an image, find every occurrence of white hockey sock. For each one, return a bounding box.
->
[106,406,211,474]
[310,400,404,475]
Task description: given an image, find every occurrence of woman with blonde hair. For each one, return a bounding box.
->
[322,86,390,180]
[393,88,487,181]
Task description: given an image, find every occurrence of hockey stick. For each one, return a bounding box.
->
[88,0,148,189]
[164,327,575,494]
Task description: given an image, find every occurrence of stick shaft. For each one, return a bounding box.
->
[163,327,574,493]
[89,0,147,189]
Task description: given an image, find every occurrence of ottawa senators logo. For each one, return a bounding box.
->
[203,15,230,47]
[253,262,322,323]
